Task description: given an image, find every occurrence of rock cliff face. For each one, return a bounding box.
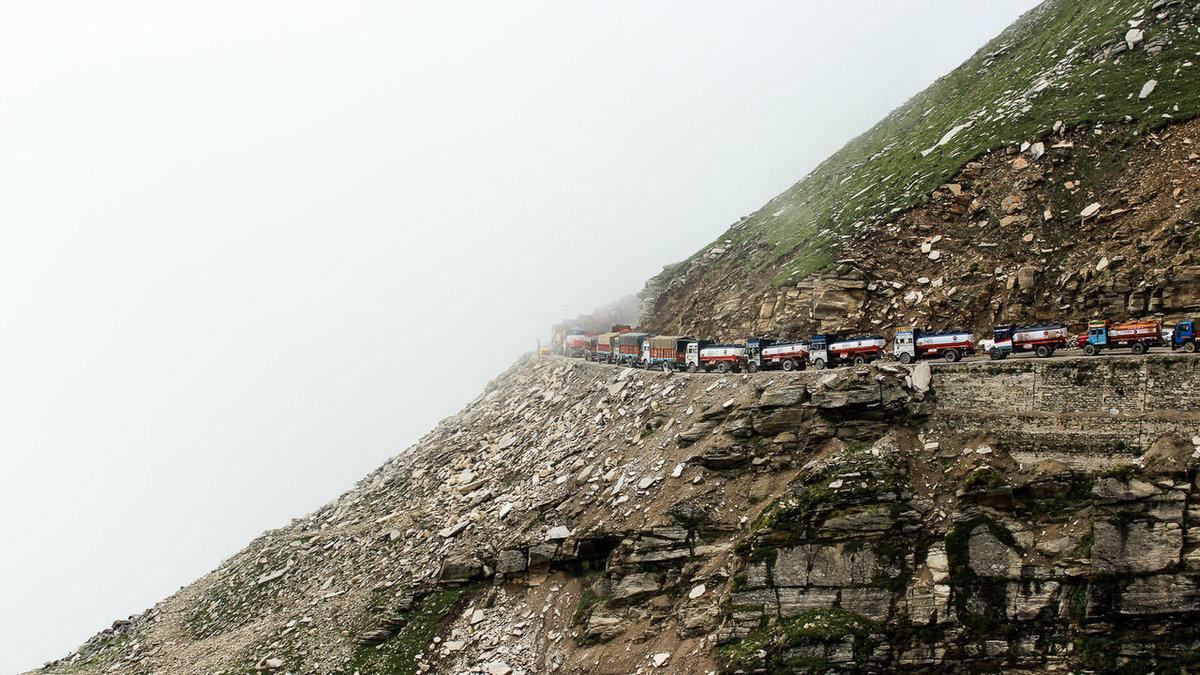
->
[39,354,1200,674]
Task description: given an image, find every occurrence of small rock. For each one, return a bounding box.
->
[689,584,707,599]
[1081,202,1102,218]
[652,653,671,667]
[1126,28,1144,49]
[546,526,572,541]
[485,663,512,675]
[1029,142,1045,160]
[1139,79,1157,99]
[1096,256,1110,272]
[470,609,486,625]
[671,462,686,478]
[265,658,283,669]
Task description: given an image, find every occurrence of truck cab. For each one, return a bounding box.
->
[684,340,713,373]
[744,338,774,373]
[894,327,916,363]
[1173,320,1198,353]
[809,334,833,369]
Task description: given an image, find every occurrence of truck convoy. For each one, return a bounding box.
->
[893,327,974,363]
[988,323,1070,360]
[567,317,1198,371]
[1078,319,1163,355]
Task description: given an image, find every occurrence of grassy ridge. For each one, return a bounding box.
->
[668,0,1200,286]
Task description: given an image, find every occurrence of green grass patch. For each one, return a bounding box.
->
[345,585,480,675]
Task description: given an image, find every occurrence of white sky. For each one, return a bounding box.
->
[0,2,1039,670]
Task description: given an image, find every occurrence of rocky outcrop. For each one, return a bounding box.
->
[37,353,1200,675]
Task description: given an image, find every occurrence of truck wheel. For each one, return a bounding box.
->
[944,349,960,363]
[687,364,698,373]
[1186,341,1197,354]
[1132,342,1147,355]
[989,348,1003,361]
[853,355,867,365]
[1036,345,1051,358]
[747,361,758,373]
[899,352,913,364]
[662,362,671,373]
[813,359,827,370]
[1083,343,1097,356]
[717,362,730,374]
[782,359,795,371]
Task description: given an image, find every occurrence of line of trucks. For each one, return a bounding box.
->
[558,319,1199,373]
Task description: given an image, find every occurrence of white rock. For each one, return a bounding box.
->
[546,526,572,541]
[689,584,707,599]
[976,446,993,455]
[264,658,283,669]
[928,250,942,261]
[721,397,736,408]
[910,363,932,393]
[498,502,514,519]
[1096,256,1110,272]
[652,653,671,667]
[637,475,659,490]
[485,663,512,675]
[1081,202,1102,218]
[1126,28,1145,49]
[828,479,844,489]
[924,441,940,451]
[1029,142,1045,160]
[671,462,686,478]
[1192,436,1200,447]
[917,276,931,285]
[444,640,465,652]
[920,241,933,253]
[1139,79,1157,99]
[470,609,486,625]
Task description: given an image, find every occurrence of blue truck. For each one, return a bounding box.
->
[1171,320,1198,353]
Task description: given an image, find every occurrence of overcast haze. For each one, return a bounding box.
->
[0,2,1040,671]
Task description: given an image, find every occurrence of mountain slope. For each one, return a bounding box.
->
[644,0,1200,322]
[34,354,1200,674]
[29,2,1200,674]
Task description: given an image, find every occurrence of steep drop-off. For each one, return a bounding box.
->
[38,354,1200,674]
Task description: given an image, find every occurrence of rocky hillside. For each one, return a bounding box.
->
[641,0,1200,340]
[35,353,1200,674]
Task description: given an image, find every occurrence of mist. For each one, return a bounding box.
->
[0,2,1039,670]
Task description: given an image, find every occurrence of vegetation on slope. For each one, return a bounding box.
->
[663,0,1200,286]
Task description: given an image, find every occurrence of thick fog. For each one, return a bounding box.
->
[0,2,1038,671]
